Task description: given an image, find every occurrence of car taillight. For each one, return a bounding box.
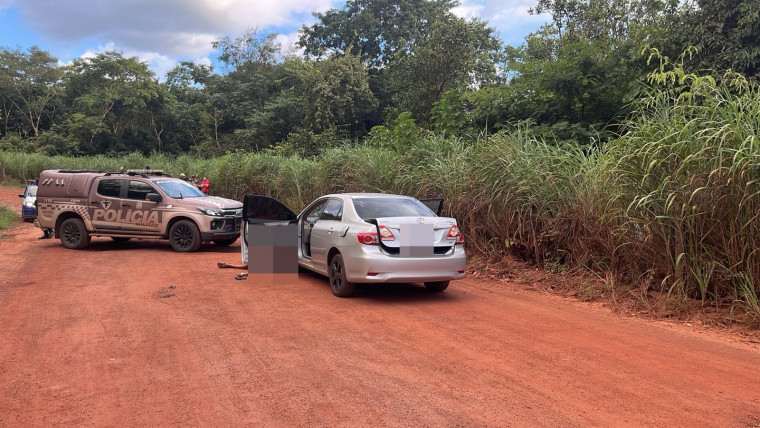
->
[378,225,395,241]
[447,225,465,245]
[357,232,378,245]
[357,226,395,245]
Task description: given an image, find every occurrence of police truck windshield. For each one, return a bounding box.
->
[156,180,205,198]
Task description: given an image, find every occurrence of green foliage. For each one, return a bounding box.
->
[608,57,760,304]
[387,16,504,123]
[0,46,64,138]
[298,0,456,69]
[299,53,378,137]
[0,202,17,229]
[673,0,760,80]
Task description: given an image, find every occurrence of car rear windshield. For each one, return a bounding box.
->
[352,197,435,219]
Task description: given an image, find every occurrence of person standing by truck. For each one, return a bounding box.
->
[200,176,210,195]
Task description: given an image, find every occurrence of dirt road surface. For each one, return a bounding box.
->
[1,186,759,427]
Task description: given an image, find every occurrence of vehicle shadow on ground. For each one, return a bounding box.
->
[72,237,242,254]
[297,269,463,304]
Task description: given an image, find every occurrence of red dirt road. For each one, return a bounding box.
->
[1,186,760,427]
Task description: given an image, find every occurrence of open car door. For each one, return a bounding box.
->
[419,198,444,216]
[241,195,298,270]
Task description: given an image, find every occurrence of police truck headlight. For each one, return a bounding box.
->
[198,207,224,216]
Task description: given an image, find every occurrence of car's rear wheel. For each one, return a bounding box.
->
[424,281,449,292]
[169,220,201,252]
[328,254,355,297]
[60,218,91,250]
[213,237,238,246]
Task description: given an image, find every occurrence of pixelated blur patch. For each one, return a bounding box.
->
[399,223,434,257]
[248,223,298,273]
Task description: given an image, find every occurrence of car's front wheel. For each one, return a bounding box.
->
[424,281,449,292]
[60,218,91,250]
[169,220,201,252]
[328,254,355,297]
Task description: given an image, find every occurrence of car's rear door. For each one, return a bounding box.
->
[309,198,344,267]
[119,179,162,233]
[89,177,125,231]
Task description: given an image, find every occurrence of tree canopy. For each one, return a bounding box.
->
[1,0,757,156]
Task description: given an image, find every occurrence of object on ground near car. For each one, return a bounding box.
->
[35,169,243,252]
[19,182,38,221]
[247,193,466,297]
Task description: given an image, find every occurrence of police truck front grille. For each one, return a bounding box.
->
[222,209,243,217]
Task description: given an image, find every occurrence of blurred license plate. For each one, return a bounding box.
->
[399,223,434,257]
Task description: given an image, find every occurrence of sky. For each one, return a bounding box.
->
[0,0,550,79]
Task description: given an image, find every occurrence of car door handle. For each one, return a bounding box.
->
[122,203,131,207]
[91,201,99,205]
[328,227,334,234]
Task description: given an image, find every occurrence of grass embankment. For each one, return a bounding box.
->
[0,204,16,229]
[1,69,758,324]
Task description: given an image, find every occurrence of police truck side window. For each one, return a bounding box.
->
[97,179,122,198]
[128,180,155,200]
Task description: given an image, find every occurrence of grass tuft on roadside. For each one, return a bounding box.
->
[0,204,17,229]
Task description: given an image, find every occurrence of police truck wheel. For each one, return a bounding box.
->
[170,220,201,252]
[60,218,91,250]
[213,237,238,246]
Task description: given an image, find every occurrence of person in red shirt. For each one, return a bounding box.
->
[200,176,210,195]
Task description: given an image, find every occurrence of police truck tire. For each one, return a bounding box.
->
[60,218,91,250]
[213,237,238,246]
[170,220,202,252]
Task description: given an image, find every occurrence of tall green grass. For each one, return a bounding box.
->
[1,69,758,322]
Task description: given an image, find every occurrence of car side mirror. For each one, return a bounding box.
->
[18,194,24,198]
[146,193,162,202]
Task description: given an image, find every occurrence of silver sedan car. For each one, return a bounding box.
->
[244,193,466,297]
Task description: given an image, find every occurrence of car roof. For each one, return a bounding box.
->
[323,193,415,199]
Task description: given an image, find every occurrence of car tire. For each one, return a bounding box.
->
[424,281,449,292]
[169,220,202,252]
[213,237,238,246]
[111,237,131,242]
[328,254,355,297]
[60,218,91,250]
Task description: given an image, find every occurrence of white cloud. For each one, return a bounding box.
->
[5,0,549,77]
[11,0,335,77]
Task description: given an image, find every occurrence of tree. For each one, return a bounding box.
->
[299,54,378,137]
[675,0,760,79]
[298,0,456,70]
[213,27,281,71]
[503,0,680,142]
[0,46,63,137]
[64,51,165,154]
[387,16,503,123]
[166,61,215,149]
